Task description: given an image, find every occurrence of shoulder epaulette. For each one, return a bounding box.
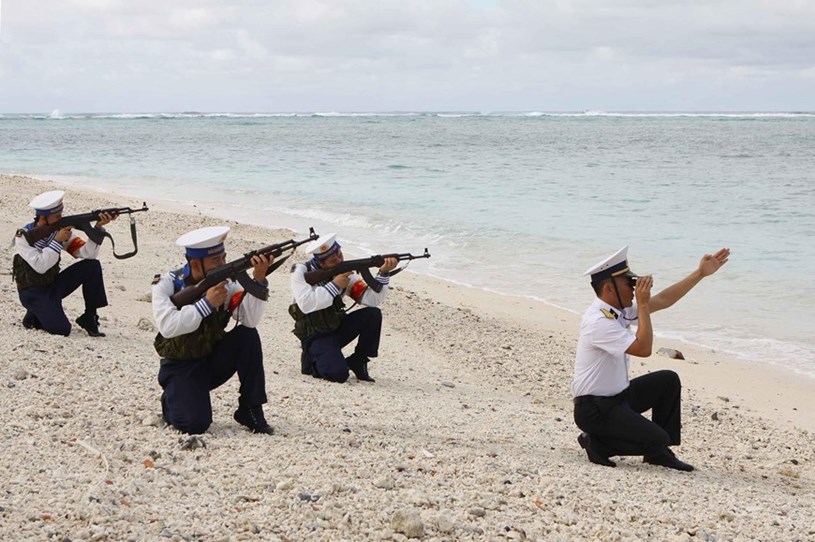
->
[600,308,618,320]
[15,228,25,238]
[151,273,161,285]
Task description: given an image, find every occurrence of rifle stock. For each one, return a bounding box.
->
[23,203,150,260]
[303,248,431,293]
[170,227,319,309]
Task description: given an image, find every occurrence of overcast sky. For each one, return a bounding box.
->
[1,0,813,113]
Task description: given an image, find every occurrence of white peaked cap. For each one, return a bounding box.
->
[305,233,339,256]
[176,226,230,257]
[29,190,65,214]
[584,245,637,282]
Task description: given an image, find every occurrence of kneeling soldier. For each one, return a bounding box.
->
[13,190,114,337]
[572,245,730,471]
[290,233,397,383]
[153,226,274,435]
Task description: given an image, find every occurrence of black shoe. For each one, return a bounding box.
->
[644,449,694,472]
[233,406,274,435]
[22,312,42,330]
[76,312,105,337]
[346,353,375,382]
[300,349,314,375]
[578,432,616,467]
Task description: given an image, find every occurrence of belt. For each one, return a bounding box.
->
[573,391,627,406]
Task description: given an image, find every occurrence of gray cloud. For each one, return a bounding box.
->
[1,0,813,112]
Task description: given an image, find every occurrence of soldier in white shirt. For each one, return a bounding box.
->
[572,245,730,471]
[13,190,115,337]
[289,233,397,383]
[152,226,275,435]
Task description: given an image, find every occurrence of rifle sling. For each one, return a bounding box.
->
[79,216,141,260]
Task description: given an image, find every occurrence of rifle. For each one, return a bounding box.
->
[303,248,431,293]
[23,203,150,260]
[171,227,319,308]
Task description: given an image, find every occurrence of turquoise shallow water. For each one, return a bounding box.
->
[1,112,813,375]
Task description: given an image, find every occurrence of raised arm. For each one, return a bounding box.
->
[650,248,730,313]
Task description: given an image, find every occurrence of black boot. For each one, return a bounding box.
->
[346,353,375,382]
[234,405,274,435]
[578,432,616,467]
[22,311,42,330]
[76,311,105,337]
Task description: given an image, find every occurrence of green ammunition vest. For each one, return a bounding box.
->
[154,309,232,361]
[154,266,234,360]
[288,296,346,341]
[12,253,60,291]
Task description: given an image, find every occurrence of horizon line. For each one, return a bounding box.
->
[2,109,814,115]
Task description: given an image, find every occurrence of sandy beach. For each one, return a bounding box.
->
[1,173,813,541]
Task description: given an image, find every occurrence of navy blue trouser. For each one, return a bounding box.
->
[18,259,108,336]
[158,326,267,434]
[573,370,682,458]
[305,307,382,383]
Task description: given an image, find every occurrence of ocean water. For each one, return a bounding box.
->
[1,112,814,376]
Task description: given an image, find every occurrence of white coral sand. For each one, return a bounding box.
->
[1,174,813,541]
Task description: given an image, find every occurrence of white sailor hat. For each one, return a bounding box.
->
[176,226,230,258]
[584,245,638,283]
[305,233,341,260]
[30,190,65,216]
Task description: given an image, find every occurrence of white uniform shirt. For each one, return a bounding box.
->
[152,267,267,339]
[290,262,389,314]
[572,298,637,398]
[14,227,102,273]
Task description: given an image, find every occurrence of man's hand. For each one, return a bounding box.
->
[250,253,274,282]
[635,275,653,308]
[699,248,730,277]
[55,226,73,243]
[379,257,398,274]
[95,211,117,228]
[333,271,354,290]
[627,275,655,357]
[206,280,228,308]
